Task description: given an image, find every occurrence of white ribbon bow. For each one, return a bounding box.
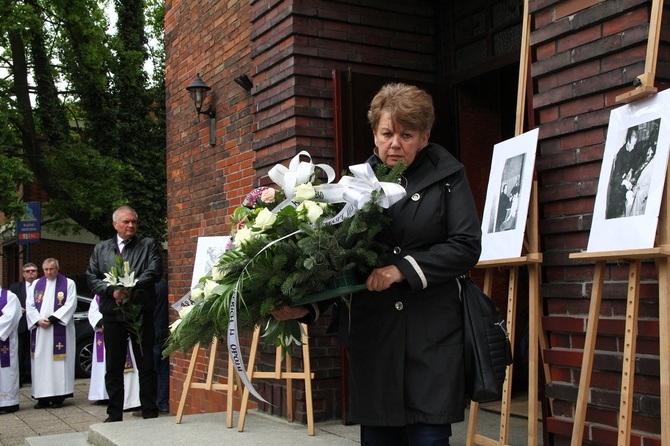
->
[267,151,336,200]
[338,163,406,209]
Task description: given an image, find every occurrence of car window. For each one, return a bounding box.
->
[76,296,92,313]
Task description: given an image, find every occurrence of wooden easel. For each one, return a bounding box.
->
[175,337,238,427]
[465,182,548,446]
[237,323,315,435]
[568,2,667,443]
[466,1,550,443]
[569,179,670,445]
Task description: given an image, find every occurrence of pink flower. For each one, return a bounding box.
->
[260,188,276,203]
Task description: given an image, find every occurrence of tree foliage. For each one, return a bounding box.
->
[0,0,166,241]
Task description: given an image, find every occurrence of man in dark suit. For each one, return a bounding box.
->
[86,206,162,423]
[9,262,39,387]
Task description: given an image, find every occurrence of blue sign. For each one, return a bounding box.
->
[17,201,41,244]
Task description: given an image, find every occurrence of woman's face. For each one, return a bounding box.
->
[373,111,429,167]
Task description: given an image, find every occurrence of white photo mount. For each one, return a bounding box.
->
[172,235,230,312]
[479,128,539,262]
[587,88,670,252]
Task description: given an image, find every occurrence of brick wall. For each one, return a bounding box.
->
[530,0,669,443]
[165,0,441,422]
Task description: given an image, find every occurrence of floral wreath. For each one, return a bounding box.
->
[166,151,406,357]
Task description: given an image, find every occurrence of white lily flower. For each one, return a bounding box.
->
[103,272,119,286]
[118,271,138,288]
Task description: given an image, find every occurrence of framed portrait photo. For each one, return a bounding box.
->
[587,89,670,252]
[480,128,539,262]
[191,235,230,289]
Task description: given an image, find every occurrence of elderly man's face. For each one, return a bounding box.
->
[42,262,59,280]
[113,210,138,241]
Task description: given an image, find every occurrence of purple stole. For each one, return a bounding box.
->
[31,274,68,361]
[0,289,10,367]
[93,295,134,372]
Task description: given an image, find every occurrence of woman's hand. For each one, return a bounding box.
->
[366,265,405,291]
[272,305,309,321]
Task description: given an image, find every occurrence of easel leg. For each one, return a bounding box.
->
[659,257,670,445]
[528,262,540,445]
[176,342,201,424]
[302,324,315,436]
[226,353,235,428]
[498,267,518,445]
[465,401,480,446]
[571,261,606,445]
[237,327,261,432]
[617,260,641,446]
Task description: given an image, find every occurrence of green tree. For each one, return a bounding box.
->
[0,0,166,241]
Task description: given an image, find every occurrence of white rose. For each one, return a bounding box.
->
[297,200,323,224]
[294,183,316,202]
[179,305,194,319]
[203,279,219,298]
[190,287,204,302]
[211,266,224,281]
[253,208,277,231]
[233,226,254,246]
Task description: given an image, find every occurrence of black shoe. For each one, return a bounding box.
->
[34,401,50,409]
[51,402,63,408]
[0,406,19,414]
[93,400,109,406]
[159,409,169,414]
[103,417,121,423]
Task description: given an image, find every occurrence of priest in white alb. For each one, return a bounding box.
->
[26,258,77,409]
[0,287,21,413]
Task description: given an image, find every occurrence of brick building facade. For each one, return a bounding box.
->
[164,0,670,444]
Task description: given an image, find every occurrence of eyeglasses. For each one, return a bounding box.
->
[23,269,38,273]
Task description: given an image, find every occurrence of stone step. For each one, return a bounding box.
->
[25,431,90,446]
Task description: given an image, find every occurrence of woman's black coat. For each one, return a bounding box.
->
[347,143,482,426]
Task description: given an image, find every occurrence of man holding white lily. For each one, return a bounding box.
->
[86,206,163,423]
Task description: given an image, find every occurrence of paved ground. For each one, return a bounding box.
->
[0,379,140,446]
[1,379,542,446]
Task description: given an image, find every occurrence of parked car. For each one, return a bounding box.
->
[74,295,94,378]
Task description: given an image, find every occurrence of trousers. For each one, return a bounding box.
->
[362,424,452,446]
[104,310,158,420]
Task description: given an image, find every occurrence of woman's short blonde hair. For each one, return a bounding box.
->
[367,83,435,134]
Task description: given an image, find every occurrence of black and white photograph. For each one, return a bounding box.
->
[480,128,539,262]
[191,235,230,289]
[588,89,670,252]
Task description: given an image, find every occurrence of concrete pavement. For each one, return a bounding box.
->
[1,378,543,445]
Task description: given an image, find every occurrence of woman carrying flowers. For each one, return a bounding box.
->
[275,83,482,446]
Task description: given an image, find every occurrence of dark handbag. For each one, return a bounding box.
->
[458,276,514,403]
